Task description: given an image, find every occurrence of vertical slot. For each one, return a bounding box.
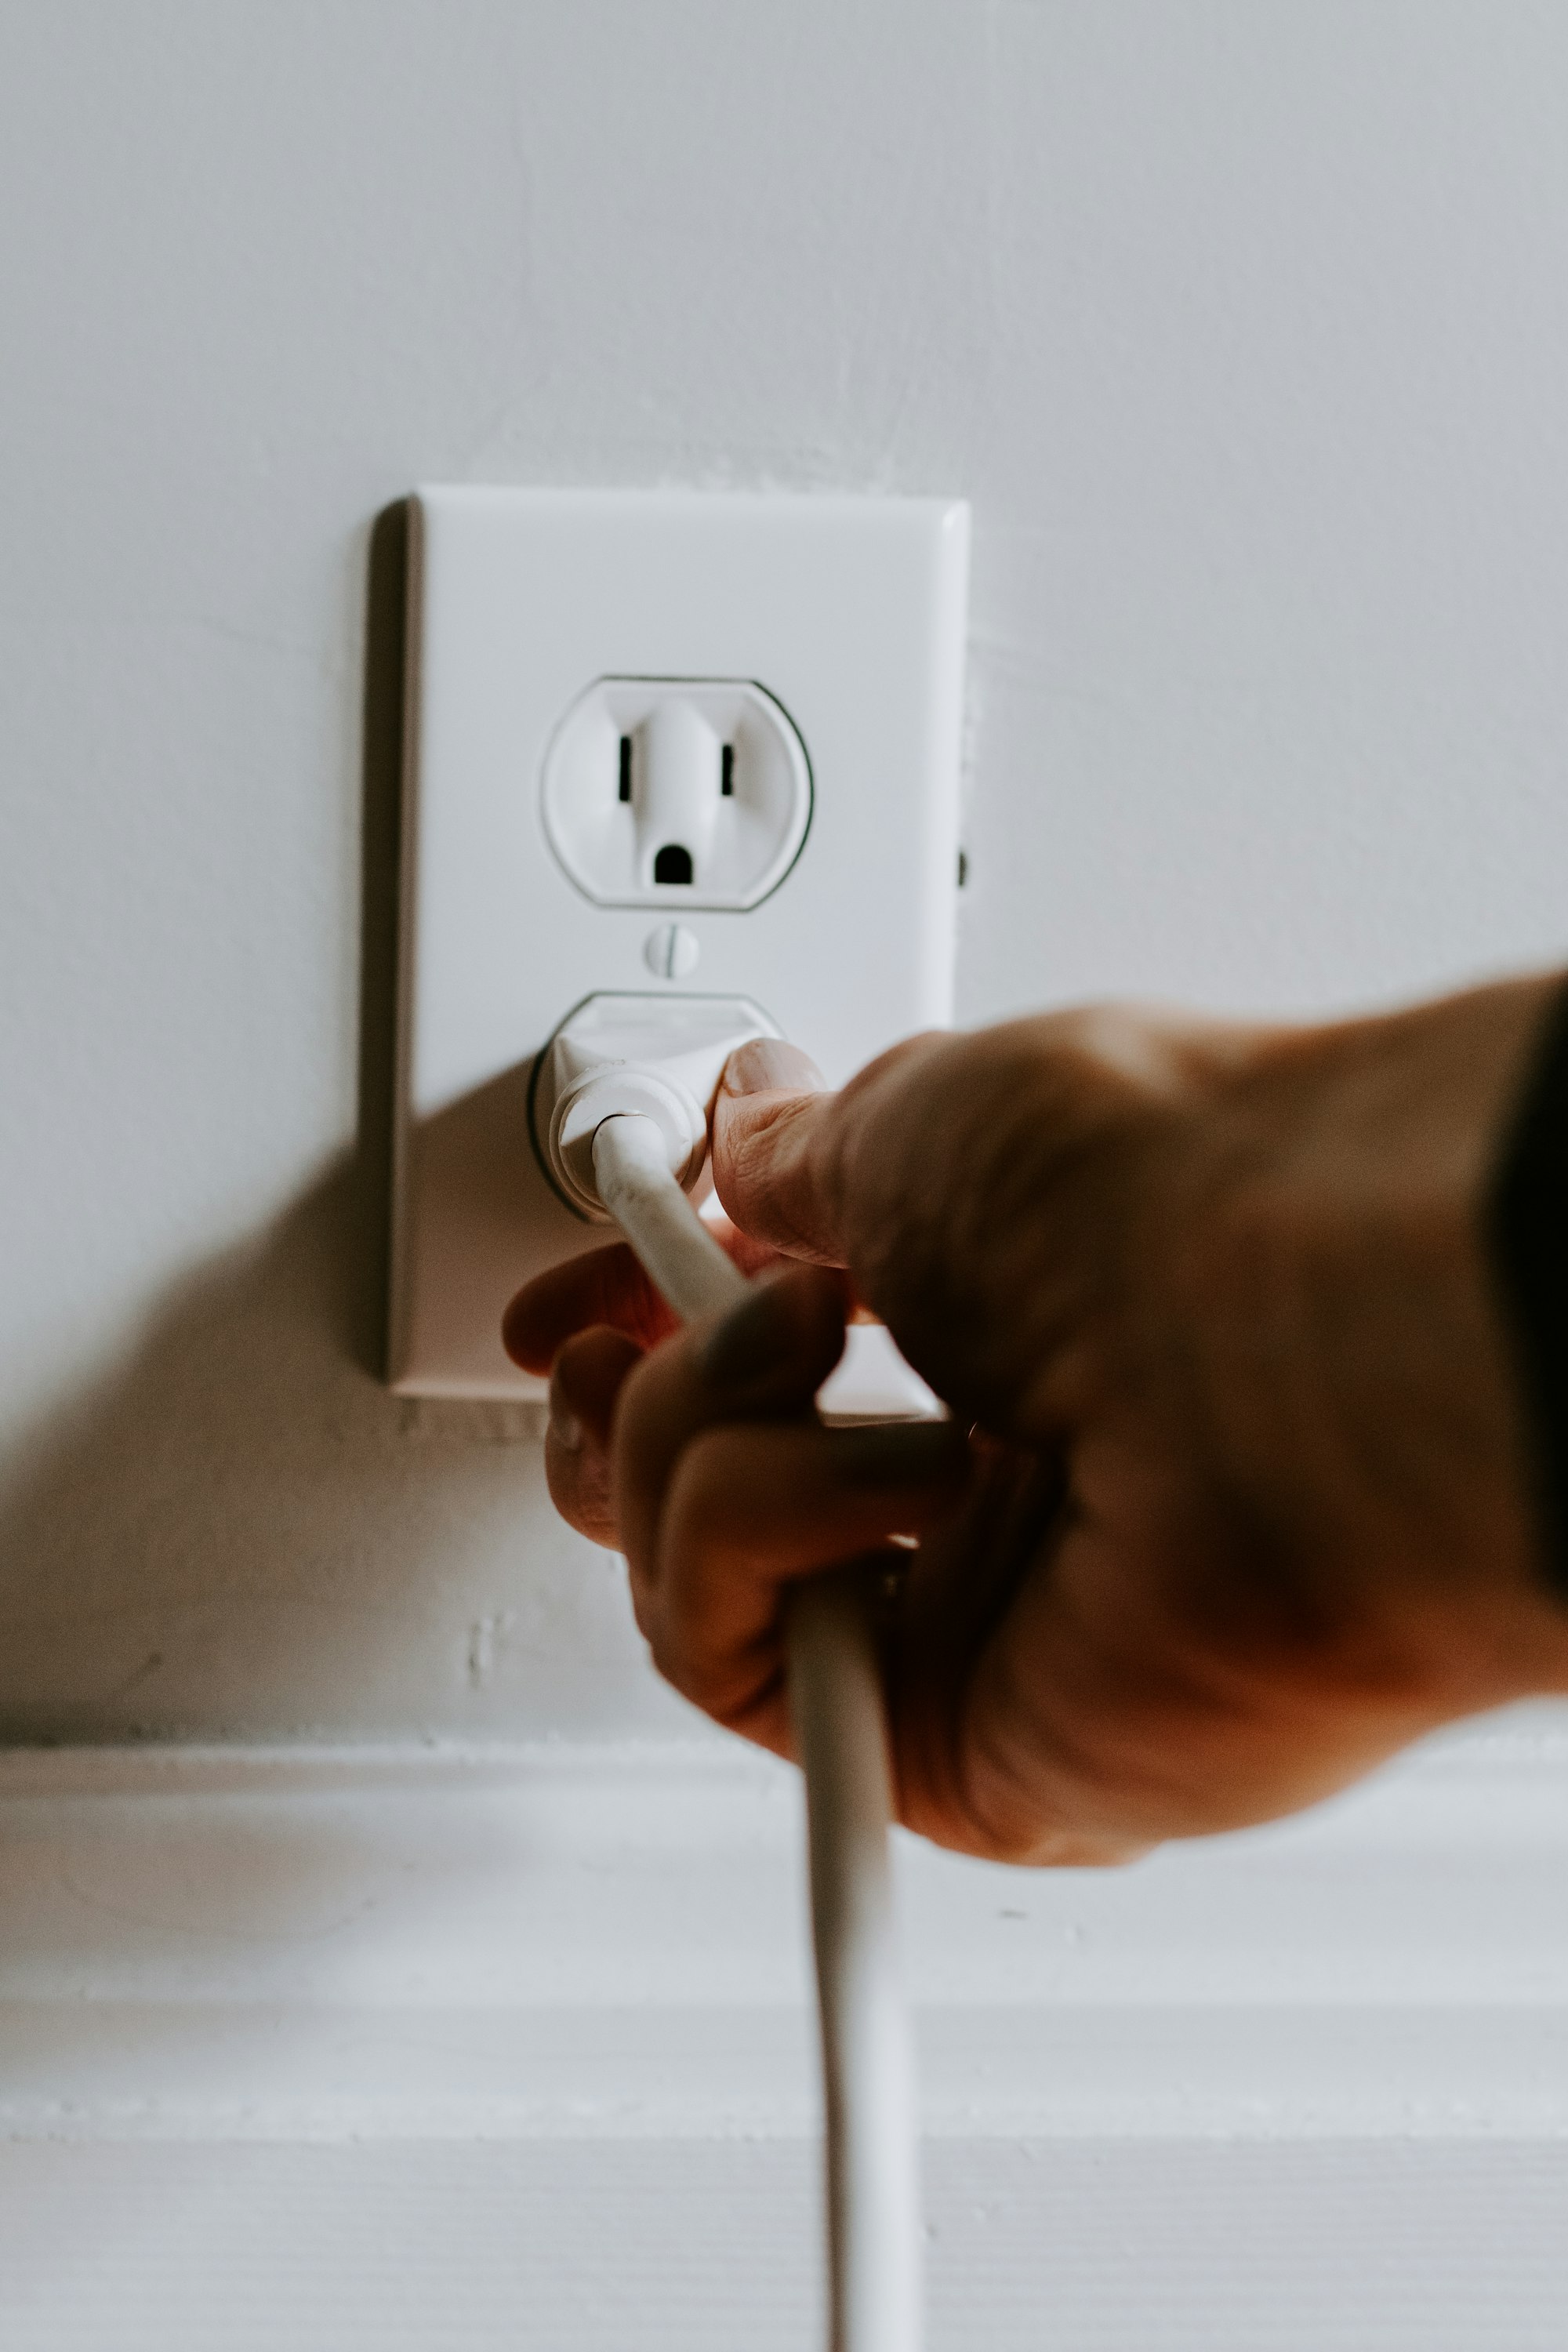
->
[720,743,735,797]
[619,735,633,803]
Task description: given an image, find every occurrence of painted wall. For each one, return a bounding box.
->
[2,1,1566,1738]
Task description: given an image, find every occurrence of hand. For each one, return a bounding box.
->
[504,981,1568,1864]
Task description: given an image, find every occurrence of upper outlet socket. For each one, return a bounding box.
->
[541,677,812,911]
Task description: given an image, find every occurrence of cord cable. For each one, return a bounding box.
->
[591,1110,922,2352]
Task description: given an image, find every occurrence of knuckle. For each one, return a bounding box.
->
[626,1570,655,1644]
[644,1609,718,1714]
[664,1427,753,1537]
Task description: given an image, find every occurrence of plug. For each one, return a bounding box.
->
[529,992,780,1221]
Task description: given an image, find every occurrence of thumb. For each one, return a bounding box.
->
[710,1038,848,1265]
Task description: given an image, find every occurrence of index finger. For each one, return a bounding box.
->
[502,1219,783,1374]
[503,1239,677,1374]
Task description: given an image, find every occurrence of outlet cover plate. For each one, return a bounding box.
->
[390,487,969,1400]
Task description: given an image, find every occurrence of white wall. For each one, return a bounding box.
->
[3,0,1567,1740]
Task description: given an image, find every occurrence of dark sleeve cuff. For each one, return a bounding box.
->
[1487,978,1568,1599]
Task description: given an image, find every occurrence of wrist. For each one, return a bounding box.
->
[1185,975,1568,1694]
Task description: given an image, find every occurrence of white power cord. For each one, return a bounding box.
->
[593,1112,922,2352]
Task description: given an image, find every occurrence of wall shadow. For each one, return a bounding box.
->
[0,507,660,1744]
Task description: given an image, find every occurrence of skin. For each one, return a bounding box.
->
[503,973,1568,1866]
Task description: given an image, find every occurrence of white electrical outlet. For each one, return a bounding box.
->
[390,487,969,1402]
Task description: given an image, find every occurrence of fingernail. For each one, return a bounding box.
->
[723,1037,826,1097]
[699,1280,797,1388]
[549,1399,583,1454]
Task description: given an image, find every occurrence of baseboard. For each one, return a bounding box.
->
[2,1725,1566,2346]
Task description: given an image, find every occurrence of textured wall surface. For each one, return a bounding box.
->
[3,2,1567,1737]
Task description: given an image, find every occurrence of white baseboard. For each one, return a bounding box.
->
[2,1727,1566,2346]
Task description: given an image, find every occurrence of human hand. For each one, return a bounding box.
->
[504,981,1568,1863]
